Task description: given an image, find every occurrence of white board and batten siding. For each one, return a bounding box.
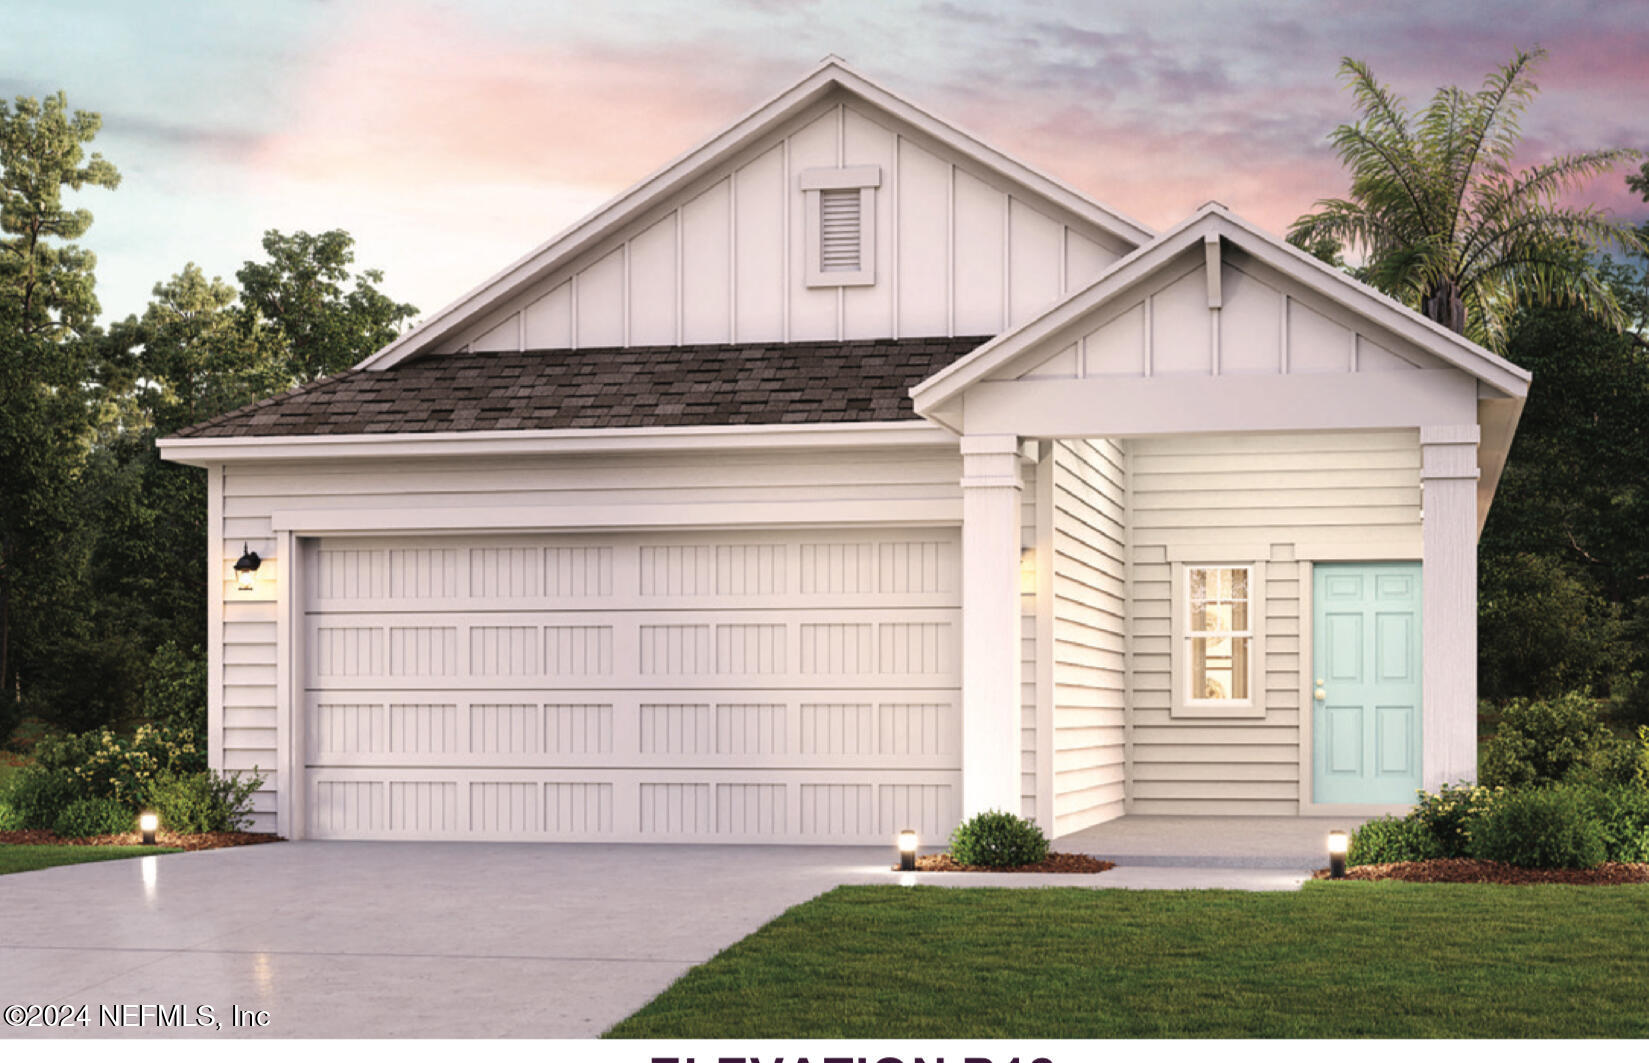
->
[213,446,966,840]
[1125,430,1422,815]
[1016,246,1451,384]
[1047,439,1128,835]
[455,93,1126,355]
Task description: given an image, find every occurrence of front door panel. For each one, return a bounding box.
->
[1312,563,1421,804]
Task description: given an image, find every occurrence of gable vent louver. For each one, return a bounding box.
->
[818,188,861,272]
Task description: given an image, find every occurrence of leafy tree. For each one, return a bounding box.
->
[1289,48,1644,350]
[0,93,119,740]
[1478,163,1649,717]
[237,229,417,381]
[1478,553,1623,701]
[63,241,416,735]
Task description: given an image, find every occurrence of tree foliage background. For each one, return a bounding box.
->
[0,92,415,744]
[1287,47,1649,727]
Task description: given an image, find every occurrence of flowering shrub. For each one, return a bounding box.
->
[1411,783,1502,857]
[32,725,205,809]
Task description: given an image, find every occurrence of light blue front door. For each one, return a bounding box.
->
[1312,563,1422,805]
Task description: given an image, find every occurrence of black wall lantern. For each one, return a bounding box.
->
[234,544,262,591]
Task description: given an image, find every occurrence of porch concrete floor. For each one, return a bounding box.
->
[1057,814,1373,870]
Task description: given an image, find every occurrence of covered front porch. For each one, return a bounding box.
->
[915,205,1528,838]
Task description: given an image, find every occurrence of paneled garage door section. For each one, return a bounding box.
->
[303,530,961,843]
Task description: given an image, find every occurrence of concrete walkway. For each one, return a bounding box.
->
[1,832,1324,1038]
[1059,814,1369,870]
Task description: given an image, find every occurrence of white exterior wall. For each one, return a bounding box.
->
[213,445,964,834]
[1020,458,1037,821]
[1048,438,1128,835]
[1126,429,1422,815]
[452,92,1125,355]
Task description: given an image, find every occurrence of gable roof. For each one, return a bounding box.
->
[910,202,1532,416]
[355,56,1154,371]
[170,336,990,439]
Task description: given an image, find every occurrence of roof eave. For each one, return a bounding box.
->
[156,419,959,466]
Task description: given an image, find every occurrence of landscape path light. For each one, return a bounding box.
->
[897,829,918,872]
[140,812,159,846]
[1328,830,1349,879]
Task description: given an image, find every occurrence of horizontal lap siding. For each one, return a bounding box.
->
[222,599,278,829]
[1127,430,1420,815]
[1050,439,1127,835]
[217,447,964,836]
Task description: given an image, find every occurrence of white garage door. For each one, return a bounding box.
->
[302,529,961,843]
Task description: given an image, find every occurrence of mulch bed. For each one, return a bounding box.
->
[904,851,1115,873]
[1312,858,1649,885]
[0,829,283,852]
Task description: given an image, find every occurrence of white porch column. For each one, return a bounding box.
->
[959,434,1024,818]
[1421,425,1481,789]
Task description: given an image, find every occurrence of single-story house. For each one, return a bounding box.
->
[158,57,1529,844]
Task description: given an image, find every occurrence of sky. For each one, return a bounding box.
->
[6,0,1648,329]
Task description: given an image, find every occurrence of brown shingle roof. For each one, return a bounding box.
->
[171,337,990,439]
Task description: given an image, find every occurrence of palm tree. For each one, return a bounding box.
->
[1289,48,1645,351]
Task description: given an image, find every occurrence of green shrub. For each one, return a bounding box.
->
[32,725,205,809]
[1571,784,1649,863]
[1571,734,1647,789]
[143,642,206,737]
[0,768,82,830]
[1411,783,1499,857]
[52,797,134,838]
[0,798,22,831]
[1469,787,1608,869]
[1348,816,1439,865]
[948,810,1049,868]
[1479,692,1623,788]
[145,770,261,834]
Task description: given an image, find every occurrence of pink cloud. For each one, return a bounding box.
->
[250,4,765,193]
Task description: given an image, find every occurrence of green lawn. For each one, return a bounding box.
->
[607,882,1649,1039]
[0,845,182,876]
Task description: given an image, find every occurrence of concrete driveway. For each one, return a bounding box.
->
[0,841,905,1038]
[0,837,1311,1038]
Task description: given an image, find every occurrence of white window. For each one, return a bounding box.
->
[1171,562,1266,718]
[799,165,880,287]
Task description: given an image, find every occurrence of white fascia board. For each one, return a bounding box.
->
[911,205,1532,414]
[357,58,1153,372]
[156,420,957,466]
[821,61,1154,249]
[1199,209,1532,397]
[270,498,961,535]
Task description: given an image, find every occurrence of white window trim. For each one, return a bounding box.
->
[800,165,880,287]
[1169,560,1267,719]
